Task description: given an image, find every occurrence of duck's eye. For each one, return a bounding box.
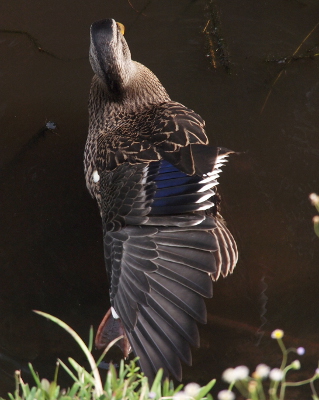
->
[116,22,125,35]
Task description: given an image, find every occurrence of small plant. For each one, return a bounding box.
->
[310,193,319,237]
[3,313,319,400]
[217,329,319,400]
[2,311,215,400]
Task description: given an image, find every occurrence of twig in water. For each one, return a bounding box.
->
[0,29,87,61]
[260,20,319,114]
[127,0,147,16]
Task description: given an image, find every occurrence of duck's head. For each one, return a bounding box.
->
[89,19,133,95]
[89,19,169,105]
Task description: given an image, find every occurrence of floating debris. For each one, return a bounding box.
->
[203,0,231,73]
[45,121,57,130]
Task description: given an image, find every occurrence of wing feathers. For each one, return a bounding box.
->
[145,289,200,347]
[128,332,156,379]
[97,147,237,381]
[135,326,171,376]
[126,236,157,250]
[139,306,192,366]
[129,327,170,378]
[211,219,238,280]
[154,230,217,251]
[122,261,151,291]
[124,244,157,260]
[157,245,216,273]
[114,285,137,329]
[121,272,148,305]
[124,226,158,236]
[124,254,157,272]
[152,192,214,208]
[151,201,213,215]
[155,259,213,297]
[147,274,207,324]
[144,214,205,227]
[135,313,182,380]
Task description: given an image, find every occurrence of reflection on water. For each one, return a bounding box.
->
[1,0,319,397]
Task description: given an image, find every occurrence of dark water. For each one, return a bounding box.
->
[1,0,319,397]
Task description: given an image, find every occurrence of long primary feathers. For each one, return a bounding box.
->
[84,18,238,381]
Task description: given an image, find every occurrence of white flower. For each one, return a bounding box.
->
[233,365,249,380]
[148,392,156,399]
[173,391,189,400]
[222,366,249,382]
[217,390,235,400]
[254,363,270,379]
[309,193,319,205]
[315,368,319,376]
[291,360,301,370]
[269,368,284,381]
[297,347,305,355]
[271,329,284,339]
[222,368,236,383]
[184,383,200,397]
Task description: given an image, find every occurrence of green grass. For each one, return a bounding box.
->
[0,311,319,400]
[2,312,319,400]
[2,311,319,399]
[1,311,215,400]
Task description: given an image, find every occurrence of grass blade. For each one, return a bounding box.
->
[33,310,103,397]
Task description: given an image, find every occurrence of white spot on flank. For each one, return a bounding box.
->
[93,170,100,183]
[111,307,119,319]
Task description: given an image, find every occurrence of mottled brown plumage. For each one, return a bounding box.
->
[84,18,238,381]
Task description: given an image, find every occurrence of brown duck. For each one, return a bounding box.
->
[84,18,238,381]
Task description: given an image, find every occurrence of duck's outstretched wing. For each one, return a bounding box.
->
[95,155,237,381]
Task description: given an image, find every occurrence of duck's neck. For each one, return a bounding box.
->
[124,62,171,110]
[89,61,171,125]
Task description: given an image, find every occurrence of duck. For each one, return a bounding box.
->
[84,18,238,382]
